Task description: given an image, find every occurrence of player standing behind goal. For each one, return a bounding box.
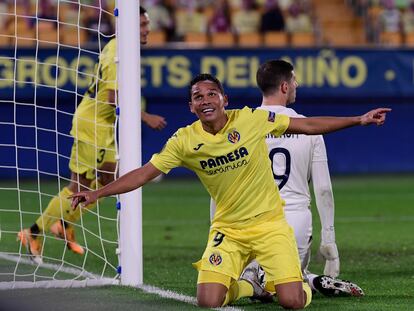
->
[211,59,364,297]
[17,6,166,263]
[70,72,390,309]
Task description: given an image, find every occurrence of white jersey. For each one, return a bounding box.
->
[259,105,328,212]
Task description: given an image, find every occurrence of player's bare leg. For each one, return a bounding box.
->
[197,283,228,308]
[97,162,117,187]
[275,281,311,309]
[197,266,272,307]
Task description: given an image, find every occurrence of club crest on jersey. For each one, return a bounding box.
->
[268,111,276,122]
[209,253,222,266]
[227,130,241,144]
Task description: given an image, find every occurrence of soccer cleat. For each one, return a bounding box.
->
[240,261,274,303]
[50,221,85,255]
[313,275,365,297]
[17,229,43,265]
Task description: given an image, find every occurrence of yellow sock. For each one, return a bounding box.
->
[265,281,276,294]
[36,187,97,231]
[65,193,96,224]
[36,187,73,232]
[222,279,253,306]
[303,282,312,308]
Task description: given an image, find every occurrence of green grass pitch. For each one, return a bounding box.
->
[0,175,413,310]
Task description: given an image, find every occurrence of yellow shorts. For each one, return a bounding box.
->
[194,211,303,286]
[69,139,116,180]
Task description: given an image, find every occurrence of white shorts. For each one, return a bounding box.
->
[284,208,312,271]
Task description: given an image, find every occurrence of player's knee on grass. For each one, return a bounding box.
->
[196,270,231,307]
[276,281,306,309]
[197,283,227,308]
[278,294,305,309]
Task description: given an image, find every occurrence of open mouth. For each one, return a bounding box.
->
[202,108,214,114]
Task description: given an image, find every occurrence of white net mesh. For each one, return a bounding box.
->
[0,0,121,288]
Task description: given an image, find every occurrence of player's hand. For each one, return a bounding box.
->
[69,191,99,210]
[360,108,391,126]
[319,242,340,278]
[142,112,167,130]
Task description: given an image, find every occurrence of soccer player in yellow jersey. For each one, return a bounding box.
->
[17,6,166,263]
[70,72,390,309]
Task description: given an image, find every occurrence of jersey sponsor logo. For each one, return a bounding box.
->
[200,147,249,175]
[206,159,249,175]
[209,253,222,266]
[268,111,276,122]
[193,143,204,151]
[227,130,241,144]
[200,147,248,169]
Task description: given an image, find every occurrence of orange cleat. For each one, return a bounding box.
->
[17,228,43,264]
[50,221,85,255]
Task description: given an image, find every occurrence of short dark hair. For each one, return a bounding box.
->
[140,6,147,15]
[256,60,294,96]
[188,73,225,100]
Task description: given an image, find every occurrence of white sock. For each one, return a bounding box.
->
[304,272,318,291]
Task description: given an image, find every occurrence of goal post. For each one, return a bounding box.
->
[117,0,143,286]
[0,0,142,289]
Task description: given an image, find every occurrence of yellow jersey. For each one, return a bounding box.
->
[70,38,117,147]
[150,107,290,228]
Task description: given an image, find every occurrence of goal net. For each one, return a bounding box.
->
[0,0,130,289]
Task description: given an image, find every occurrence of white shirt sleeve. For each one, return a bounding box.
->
[311,135,335,244]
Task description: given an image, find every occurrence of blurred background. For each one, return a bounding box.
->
[0,0,413,179]
[2,0,414,47]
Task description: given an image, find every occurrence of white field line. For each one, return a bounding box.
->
[138,284,244,311]
[0,253,244,310]
[0,252,100,279]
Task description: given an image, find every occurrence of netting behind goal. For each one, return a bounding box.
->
[0,0,121,289]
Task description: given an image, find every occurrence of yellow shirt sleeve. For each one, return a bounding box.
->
[250,108,290,137]
[269,113,290,136]
[150,131,183,174]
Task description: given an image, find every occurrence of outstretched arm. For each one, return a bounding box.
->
[286,108,391,135]
[70,162,162,208]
